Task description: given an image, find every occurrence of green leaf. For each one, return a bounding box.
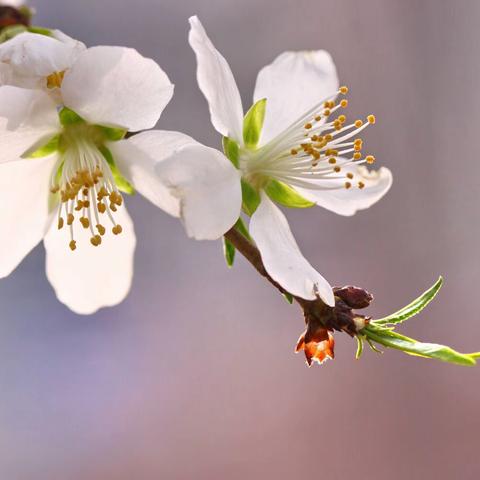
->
[59,107,85,126]
[364,325,477,367]
[241,180,261,216]
[99,146,135,195]
[374,277,443,326]
[243,98,266,149]
[223,237,236,267]
[97,125,127,142]
[265,179,315,209]
[23,135,60,159]
[222,137,240,168]
[355,336,364,359]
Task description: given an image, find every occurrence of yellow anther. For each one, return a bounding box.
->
[345,182,352,189]
[96,224,106,236]
[304,122,312,130]
[339,86,349,94]
[346,172,354,179]
[314,115,321,122]
[323,109,331,116]
[325,134,333,142]
[353,152,362,160]
[340,99,348,108]
[80,217,90,229]
[291,148,298,155]
[328,157,337,164]
[367,114,376,124]
[337,114,346,123]
[334,166,341,173]
[110,204,117,212]
[67,213,74,225]
[366,155,376,164]
[82,200,90,208]
[355,120,363,128]
[97,202,106,214]
[358,181,365,189]
[69,240,77,251]
[112,224,123,235]
[90,235,102,247]
[57,217,64,230]
[82,188,89,196]
[50,186,59,194]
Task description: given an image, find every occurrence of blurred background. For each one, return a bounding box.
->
[1,0,479,478]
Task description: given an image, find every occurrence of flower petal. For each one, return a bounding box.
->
[188,16,243,142]
[109,130,198,217]
[250,194,334,305]
[0,156,57,278]
[61,46,174,131]
[0,31,85,89]
[0,86,59,163]
[253,50,339,144]
[154,142,242,240]
[44,205,136,315]
[295,164,393,216]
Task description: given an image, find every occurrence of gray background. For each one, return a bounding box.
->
[1,0,479,478]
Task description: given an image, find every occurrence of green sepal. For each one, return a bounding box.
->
[48,162,64,213]
[375,276,443,326]
[234,217,251,240]
[28,26,53,37]
[98,146,135,195]
[23,134,60,159]
[223,237,236,268]
[241,180,261,216]
[243,98,266,150]
[59,107,85,126]
[0,25,28,43]
[283,292,294,304]
[222,137,240,168]
[97,125,127,142]
[265,179,315,209]
[363,324,478,367]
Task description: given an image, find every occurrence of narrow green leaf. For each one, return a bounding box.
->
[374,277,443,326]
[23,135,60,159]
[241,180,261,216]
[265,179,315,209]
[364,326,477,366]
[99,146,135,195]
[243,98,266,149]
[222,137,240,168]
[283,292,294,304]
[223,237,236,267]
[97,125,127,142]
[355,336,364,359]
[59,107,85,126]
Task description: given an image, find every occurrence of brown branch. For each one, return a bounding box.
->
[224,227,335,328]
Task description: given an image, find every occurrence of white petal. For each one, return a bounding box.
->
[254,50,339,144]
[188,16,243,142]
[109,130,198,217]
[0,86,59,163]
[0,156,57,277]
[44,205,136,315]
[0,31,85,89]
[1,0,23,6]
[249,194,334,305]
[61,46,174,131]
[154,143,242,240]
[295,164,393,216]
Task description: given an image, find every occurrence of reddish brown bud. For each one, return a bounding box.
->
[333,286,373,309]
[0,7,30,29]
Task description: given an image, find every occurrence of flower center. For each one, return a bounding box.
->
[46,70,65,89]
[50,124,124,251]
[241,86,377,192]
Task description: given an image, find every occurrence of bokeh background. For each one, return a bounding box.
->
[1,0,479,478]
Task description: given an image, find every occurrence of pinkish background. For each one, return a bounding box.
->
[1,0,479,478]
